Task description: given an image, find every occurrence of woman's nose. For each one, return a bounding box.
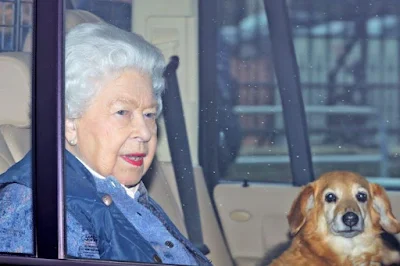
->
[130,117,152,142]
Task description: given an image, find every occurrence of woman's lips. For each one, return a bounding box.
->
[121,153,145,167]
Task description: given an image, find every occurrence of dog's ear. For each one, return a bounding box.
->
[287,184,314,236]
[370,183,400,234]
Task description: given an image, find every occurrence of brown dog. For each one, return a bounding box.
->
[270,171,400,266]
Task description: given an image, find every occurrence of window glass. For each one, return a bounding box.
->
[216,0,292,183]
[287,0,400,181]
[70,0,132,30]
[0,0,33,255]
[0,0,32,51]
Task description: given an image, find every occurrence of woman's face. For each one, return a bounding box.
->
[65,69,158,187]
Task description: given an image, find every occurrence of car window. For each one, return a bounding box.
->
[0,0,32,51]
[287,0,400,183]
[214,0,292,183]
[210,0,400,186]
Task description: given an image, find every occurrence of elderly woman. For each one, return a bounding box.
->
[0,23,211,265]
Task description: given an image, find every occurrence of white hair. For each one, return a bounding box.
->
[65,22,166,119]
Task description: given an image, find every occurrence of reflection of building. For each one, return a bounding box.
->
[219,0,400,150]
[217,0,400,178]
[218,3,276,146]
[0,0,33,51]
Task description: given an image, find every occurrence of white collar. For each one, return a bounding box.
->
[74,155,139,199]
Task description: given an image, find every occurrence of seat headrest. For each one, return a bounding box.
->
[0,52,31,127]
[23,9,104,52]
[64,9,104,30]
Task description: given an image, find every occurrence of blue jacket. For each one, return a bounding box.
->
[0,150,212,265]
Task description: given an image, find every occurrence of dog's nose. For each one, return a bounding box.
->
[342,212,359,227]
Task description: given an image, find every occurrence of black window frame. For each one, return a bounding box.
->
[32,0,64,259]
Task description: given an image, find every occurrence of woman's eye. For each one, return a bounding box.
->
[144,112,157,119]
[116,110,129,116]
[356,192,368,203]
[325,193,337,203]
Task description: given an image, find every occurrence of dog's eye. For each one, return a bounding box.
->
[356,192,368,203]
[325,193,337,203]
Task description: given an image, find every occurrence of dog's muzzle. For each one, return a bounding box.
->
[331,211,364,238]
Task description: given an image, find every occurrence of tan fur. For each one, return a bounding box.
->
[270,171,400,266]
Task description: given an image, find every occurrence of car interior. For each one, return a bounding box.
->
[2,1,400,266]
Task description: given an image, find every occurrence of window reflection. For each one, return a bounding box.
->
[0,0,32,52]
[216,0,291,182]
[287,0,400,180]
[216,0,400,183]
[71,0,132,30]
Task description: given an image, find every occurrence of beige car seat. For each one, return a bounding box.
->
[0,9,104,174]
[0,52,31,174]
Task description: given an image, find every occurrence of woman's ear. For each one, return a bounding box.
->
[370,183,400,234]
[65,119,78,146]
[287,184,314,236]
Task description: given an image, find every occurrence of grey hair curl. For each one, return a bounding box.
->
[65,22,166,119]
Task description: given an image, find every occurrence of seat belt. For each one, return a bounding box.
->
[162,56,210,255]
